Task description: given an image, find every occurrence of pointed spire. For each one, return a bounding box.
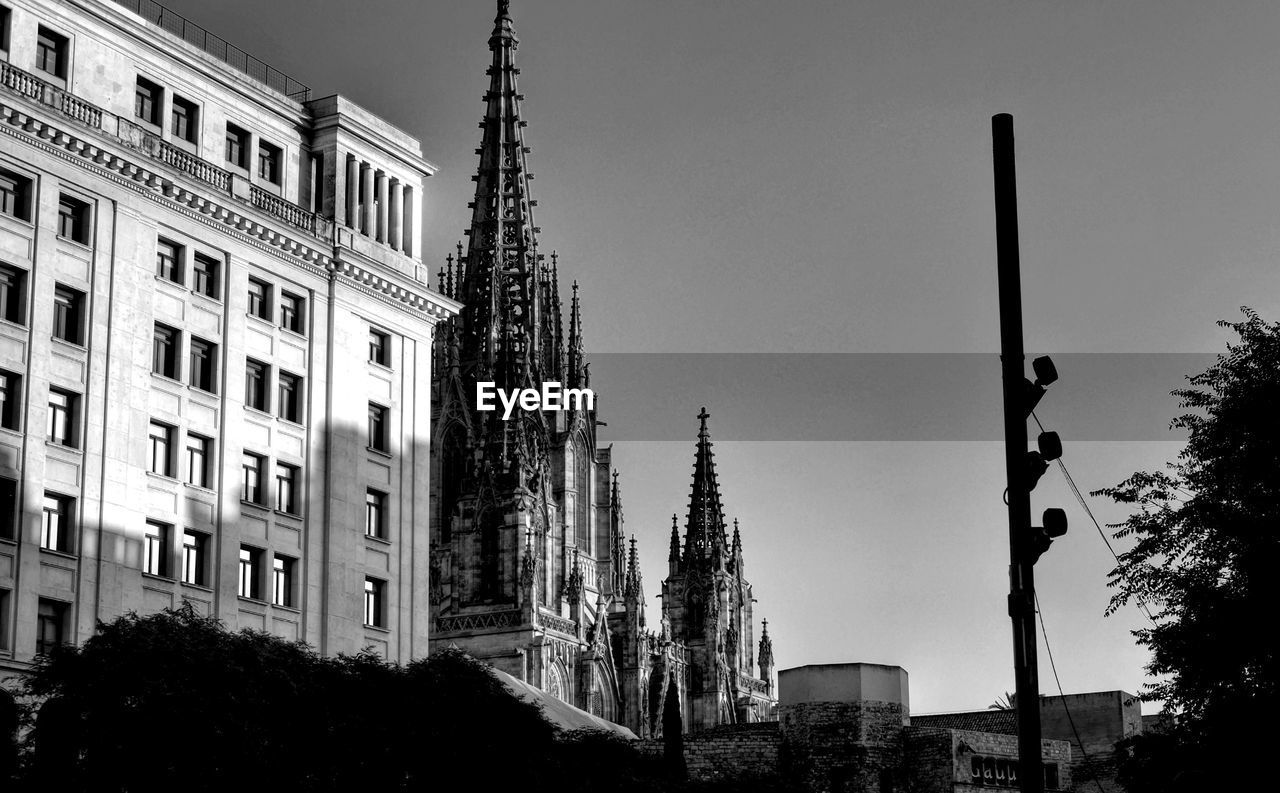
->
[567,279,584,387]
[625,534,643,599]
[668,514,681,565]
[683,406,728,570]
[758,617,775,681]
[732,518,742,555]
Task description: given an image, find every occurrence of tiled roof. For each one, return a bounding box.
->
[911,709,1018,734]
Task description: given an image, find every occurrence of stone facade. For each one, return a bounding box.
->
[426,1,776,738]
[0,0,457,680]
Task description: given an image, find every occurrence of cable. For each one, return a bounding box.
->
[1031,411,1159,627]
[1036,592,1109,793]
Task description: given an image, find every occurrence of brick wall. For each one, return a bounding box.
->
[636,722,783,783]
[779,699,907,793]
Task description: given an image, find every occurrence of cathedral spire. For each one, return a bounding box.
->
[668,514,681,565]
[567,280,585,387]
[758,618,775,682]
[457,0,543,385]
[683,407,728,570]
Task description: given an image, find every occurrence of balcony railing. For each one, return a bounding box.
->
[109,0,311,102]
[0,65,328,242]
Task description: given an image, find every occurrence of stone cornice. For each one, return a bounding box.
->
[0,98,460,323]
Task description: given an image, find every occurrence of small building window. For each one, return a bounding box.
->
[247,277,270,320]
[47,388,79,449]
[0,369,21,430]
[0,169,33,222]
[369,329,390,366]
[57,196,91,245]
[156,238,182,283]
[35,27,69,80]
[365,488,385,539]
[277,371,302,423]
[364,577,385,628]
[192,253,220,299]
[0,263,26,324]
[134,76,162,127]
[40,492,74,553]
[144,520,171,577]
[279,291,304,334]
[275,463,298,515]
[153,323,179,379]
[368,403,389,452]
[225,123,249,170]
[242,453,264,505]
[181,530,208,586]
[273,555,296,607]
[0,476,18,541]
[53,284,85,345]
[171,95,198,143]
[148,420,173,476]
[258,140,282,185]
[238,545,262,600]
[0,8,11,56]
[245,359,269,412]
[186,433,211,489]
[36,599,68,655]
[189,337,217,393]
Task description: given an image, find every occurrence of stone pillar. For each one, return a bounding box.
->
[402,185,415,257]
[361,162,376,236]
[345,154,358,228]
[389,180,403,251]
[376,171,389,243]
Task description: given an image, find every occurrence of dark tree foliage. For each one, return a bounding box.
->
[1095,308,1279,791]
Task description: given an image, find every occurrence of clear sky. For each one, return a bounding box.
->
[158,0,1280,712]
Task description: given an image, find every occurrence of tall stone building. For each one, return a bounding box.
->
[0,0,457,680]
[429,0,774,735]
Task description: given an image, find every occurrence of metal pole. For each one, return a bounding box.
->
[992,112,1044,793]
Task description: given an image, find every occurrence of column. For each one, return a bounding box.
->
[402,186,415,257]
[361,162,375,237]
[376,171,389,243]
[345,155,358,228]
[389,180,404,251]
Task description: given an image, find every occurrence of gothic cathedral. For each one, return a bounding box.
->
[429,1,776,735]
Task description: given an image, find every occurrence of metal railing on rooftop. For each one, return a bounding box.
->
[109,0,312,102]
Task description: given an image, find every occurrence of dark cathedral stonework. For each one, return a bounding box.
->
[427,1,777,736]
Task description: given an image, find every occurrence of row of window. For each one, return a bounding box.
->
[1,262,88,345]
[246,275,306,335]
[0,170,93,245]
[0,370,83,448]
[241,451,301,515]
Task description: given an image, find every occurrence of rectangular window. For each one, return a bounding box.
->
[277,371,301,423]
[148,420,173,476]
[57,196,91,245]
[186,433,211,489]
[369,329,390,366]
[36,27,68,80]
[171,95,198,143]
[258,140,281,184]
[40,492,74,553]
[247,277,270,320]
[1,8,10,55]
[0,588,10,653]
[364,577,384,628]
[156,238,182,283]
[192,253,220,299]
[36,599,67,656]
[242,453,264,505]
[245,359,269,412]
[238,545,262,599]
[0,169,32,221]
[53,284,85,345]
[181,530,208,586]
[365,489,386,539]
[153,323,178,379]
[143,520,171,577]
[47,388,79,449]
[134,76,162,127]
[368,403,389,453]
[0,476,17,541]
[225,123,249,169]
[275,463,299,514]
[0,263,26,324]
[272,555,295,607]
[279,291,304,334]
[0,369,20,430]
[189,337,217,393]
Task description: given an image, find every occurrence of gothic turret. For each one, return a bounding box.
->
[682,407,729,572]
[759,618,775,686]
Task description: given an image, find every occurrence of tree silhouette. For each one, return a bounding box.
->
[1095,307,1279,790]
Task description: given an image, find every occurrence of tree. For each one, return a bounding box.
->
[1095,307,1279,790]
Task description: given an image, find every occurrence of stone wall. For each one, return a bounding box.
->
[636,722,784,783]
[780,700,907,793]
